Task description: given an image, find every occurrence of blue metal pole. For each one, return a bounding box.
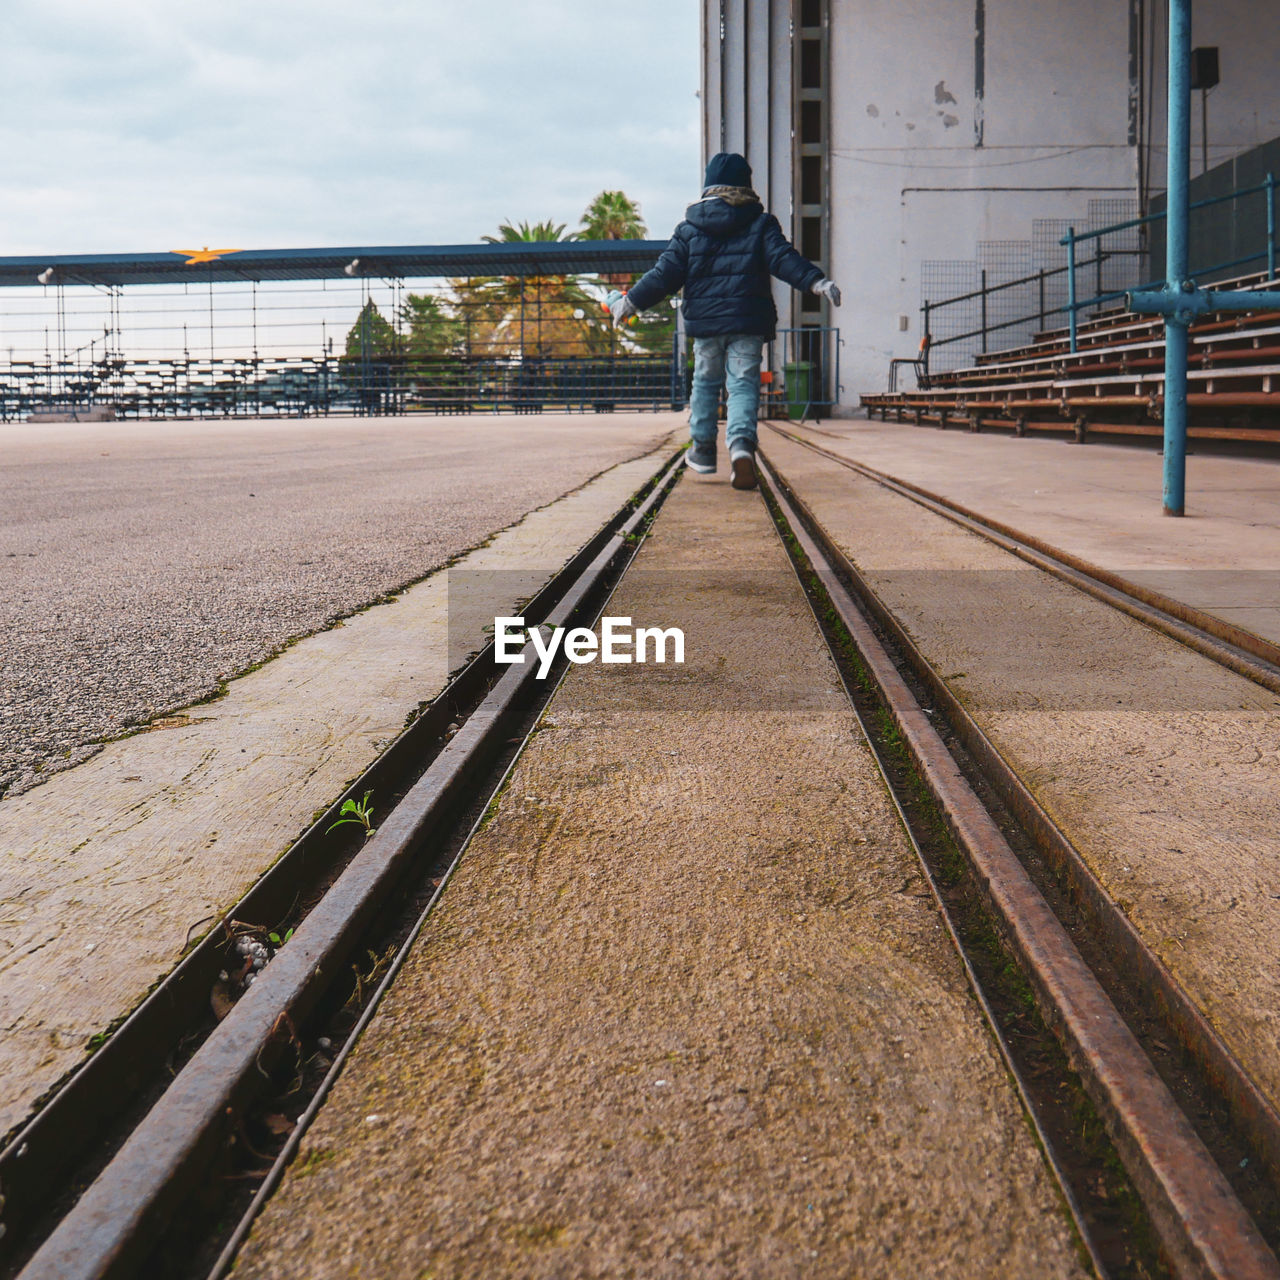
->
[1162,0,1192,516]
[1066,227,1078,352]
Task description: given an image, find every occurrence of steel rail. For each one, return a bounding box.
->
[0,445,682,1264]
[762,421,1280,694]
[203,464,670,1279]
[0,452,680,1264]
[12,452,684,1280]
[760,466,1112,1278]
[758,453,1280,1280]
[762,427,1280,1193]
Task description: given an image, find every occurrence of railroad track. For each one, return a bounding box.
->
[762,419,1280,695]
[757,442,1280,1279]
[2,449,684,1280]
[8,435,1279,1278]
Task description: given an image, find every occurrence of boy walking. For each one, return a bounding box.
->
[612,152,840,490]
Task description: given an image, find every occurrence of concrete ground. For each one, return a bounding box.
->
[0,416,680,1144]
[0,413,676,798]
[233,470,1085,1280]
[763,431,1280,1134]
[781,419,1280,644]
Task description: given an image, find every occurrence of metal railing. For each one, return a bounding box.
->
[921,173,1278,365]
[1063,173,1277,351]
[763,327,840,419]
[0,348,685,421]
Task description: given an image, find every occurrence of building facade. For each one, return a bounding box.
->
[703,0,1280,408]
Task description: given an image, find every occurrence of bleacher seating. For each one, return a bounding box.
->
[862,268,1280,446]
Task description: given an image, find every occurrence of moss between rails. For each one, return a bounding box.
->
[473,737,533,834]
[85,1012,130,1054]
[292,1145,336,1179]
[476,782,509,832]
[514,1221,567,1247]
[762,480,1167,1279]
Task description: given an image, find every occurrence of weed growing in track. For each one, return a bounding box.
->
[328,789,376,840]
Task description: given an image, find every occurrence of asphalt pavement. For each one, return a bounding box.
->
[0,413,677,796]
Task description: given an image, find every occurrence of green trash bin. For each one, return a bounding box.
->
[783,360,813,420]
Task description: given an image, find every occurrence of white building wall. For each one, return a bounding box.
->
[705,0,1280,410]
[703,0,796,328]
[829,0,1139,400]
[701,0,723,162]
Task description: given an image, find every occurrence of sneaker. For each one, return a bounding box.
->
[730,447,758,490]
[686,440,717,473]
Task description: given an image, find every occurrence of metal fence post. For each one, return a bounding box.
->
[359,301,371,416]
[1066,227,1079,352]
[980,269,988,354]
[1162,0,1192,516]
[1267,171,1276,280]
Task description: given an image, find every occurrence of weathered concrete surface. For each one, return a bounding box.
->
[0,413,678,797]
[764,431,1280,1120]
[780,419,1280,645]
[234,471,1085,1279]
[0,435,678,1144]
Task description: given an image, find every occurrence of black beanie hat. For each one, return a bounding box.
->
[704,152,752,188]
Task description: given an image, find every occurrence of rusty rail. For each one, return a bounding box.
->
[9,452,685,1279]
[759,450,1280,1278]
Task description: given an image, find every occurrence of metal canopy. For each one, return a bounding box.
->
[0,239,668,288]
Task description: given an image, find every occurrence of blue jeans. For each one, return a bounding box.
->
[689,334,763,453]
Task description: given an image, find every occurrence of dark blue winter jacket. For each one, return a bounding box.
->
[628,194,824,340]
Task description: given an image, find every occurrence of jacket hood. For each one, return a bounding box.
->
[684,194,764,238]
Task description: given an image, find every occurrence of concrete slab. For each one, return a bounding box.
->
[781,420,1280,645]
[763,431,1280,1130]
[0,413,678,797]
[0,433,678,1144]
[233,472,1084,1279]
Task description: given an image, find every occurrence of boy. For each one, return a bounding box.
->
[611,152,840,490]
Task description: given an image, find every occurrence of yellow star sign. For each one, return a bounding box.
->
[171,246,243,264]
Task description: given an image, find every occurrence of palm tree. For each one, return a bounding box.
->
[456,219,603,357]
[580,191,648,242]
[581,191,649,289]
[483,219,577,245]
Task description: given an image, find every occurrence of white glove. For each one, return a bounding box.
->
[812,278,841,306]
[609,292,638,326]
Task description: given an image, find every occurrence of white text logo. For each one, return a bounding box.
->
[494,616,685,679]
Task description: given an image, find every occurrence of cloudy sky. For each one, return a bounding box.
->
[1,0,701,256]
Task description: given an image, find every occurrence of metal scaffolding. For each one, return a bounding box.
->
[0,241,685,419]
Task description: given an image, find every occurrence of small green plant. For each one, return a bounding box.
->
[328,790,376,839]
[294,1146,336,1178]
[268,928,295,947]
